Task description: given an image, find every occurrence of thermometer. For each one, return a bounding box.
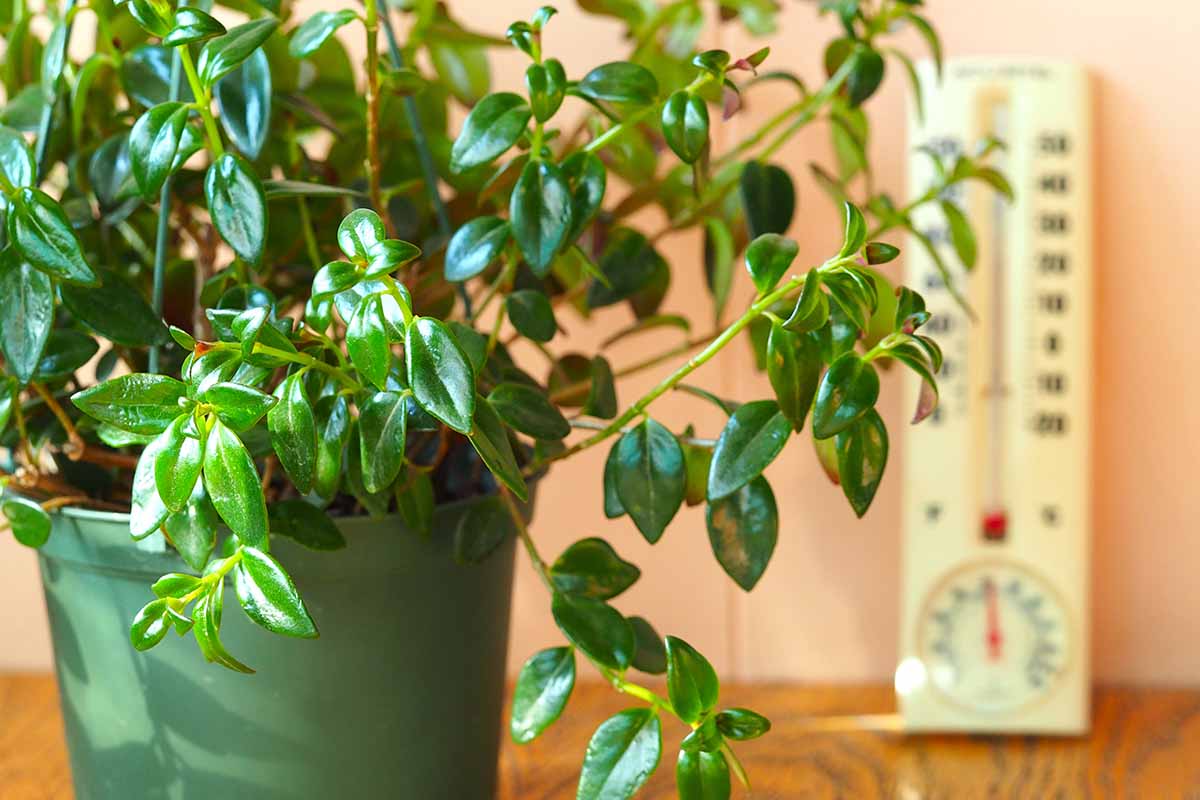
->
[896,59,1093,733]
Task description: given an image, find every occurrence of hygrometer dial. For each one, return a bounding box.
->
[917,560,1070,714]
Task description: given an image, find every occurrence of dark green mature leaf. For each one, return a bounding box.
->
[578,61,658,105]
[716,708,771,740]
[812,352,879,439]
[506,289,556,342]
[205,154,267,265]
[845,45,885,107]
[587,228,665,308]
[511,646,575,744]
[739,162,794,239]
[152,415,204,513]
[60,269,170,347]
[8,188,97,286]
[129,101,188,197]
[940,200,976,269]
[337,209,385,262]
[119,44,194,107]
[551,537,640,600]
[358,390,407,494]
[347,294,391,389]
[629,616,667,675]
[676,749,731,800]
[766,322,820,432]
[234,546,318,638]
[613,419,686,544]
[583,356,617,420]
[744,233,798,295]
[313,395,349,502]
[0,125,35,189]
[289,9,356,58]
[488,382,569,440]
[562,152,607,242]
[468,394,528,500]
[130,599,170,651]
[203,381,277,431]
[203,419,268,548]
[450,92,531,172]
[782,269,829,333]
[197,17,280,88]
[406,316,475,433]
[364,239,419,279]
[552,591,635,671]
[163,7,226,46]
[661,90,709,164]
[34,330,97,380]
[602,443,626,519]
[577,708,662,800]
[451,495,514,564]
[666,636,719,724]
[216,49,272,160]
[312,260,360,300]
[706,475,778,591]
[268,498,345,550]
[707,400,790,501]
[0,249,52,383]
[130,429,171,539]
[2,496,51,548]
[268,374,317,493]
[836,408,888,517]
[510,160,572,277]
[72,374,189,435]
[445,216,510,281]
[164,483,218,570]
[526,58,566,122]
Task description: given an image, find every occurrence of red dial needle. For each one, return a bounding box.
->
[985,578,1003,661]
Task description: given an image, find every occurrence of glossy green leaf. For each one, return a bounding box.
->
[234,546,318,637]
[602,443,626,519]
[347,295,391,389]
[203,381,277,432]
[739,161,794,239]
[629,616,667,675]
[552,591,634,671]
[563,152,607,242]
[127,0,171,37]
[468,394,528,501]
[192,586,255,673]
[313,395,349,502]
[130,430,171,539]
[33,330,97,380]
[488,382,569,440]
[578,61,658,105]
[766,322,820,432]
[445,216,509,281]
[364,239,420,279]
[312,260,360,300]
[216,49,271,160]
[782,269,829,333]
[130,599,170,651]
[839,200,867,257]
[358,390,407,494]
[587,228,665,308]
[450,92,531,172]
[511,646,575,744]
[337,208,386,262]
[576,708,662,800]
[583,356,617,420]
[2,496,51,548]
[506,289,557,342]
[60,268,170,347]
[72,374,189,435]
[661,90,709,164]
[197,17,280,88]
[289,9,356,58]
[715,708,771,741]
[526,58,566,122]
[163,7,226,46]
[676,749,731,800]
[744,233,798,295]
[812,352,879,439]
[941,200,977,269]
[128,101,187,198]
[164,484,218,570]
[666,636,720,724]
[707,400,790,501]
[451,495,514,564]
[153,573,202,599]
[203,419,268,548]
[865,241,900,265]
[261,180,364,199]
[268,498,345,550]
[205,154,267,265]
[268,374,317,493]
[0,249,52,383]
[406,316,475,434]
[612,419,686,544]
[510,160,572,277]
[846,45,885,107]
[550,537,640,600]
[836,408,888,517]
[8,188,97,286]
[706,475,778,591]
[0,125,35,189]
[152,415,204,513]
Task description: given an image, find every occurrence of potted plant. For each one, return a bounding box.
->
[0,0,1008,796]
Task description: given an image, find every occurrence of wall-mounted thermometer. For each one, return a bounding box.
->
[896,59,1093,734]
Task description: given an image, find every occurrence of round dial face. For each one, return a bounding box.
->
[917,560,1070,713]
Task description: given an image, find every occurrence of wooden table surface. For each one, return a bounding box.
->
[4,675,1200,798]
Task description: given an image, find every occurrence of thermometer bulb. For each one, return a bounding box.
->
[982,510,1008,541]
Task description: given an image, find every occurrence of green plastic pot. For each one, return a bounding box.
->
[37,494,518,799]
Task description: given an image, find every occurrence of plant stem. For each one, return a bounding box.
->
[177,47,224,158]
[31,383,83,458]
[251,344,364,392]
[150,46,184,375]
[362,0,390,233]
[297,197,323,271]
[568,418,716,448]
[583,104,659,154]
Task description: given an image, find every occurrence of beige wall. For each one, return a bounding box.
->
[4,0,1199,685]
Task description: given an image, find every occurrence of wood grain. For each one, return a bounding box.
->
[4,676,1199,798]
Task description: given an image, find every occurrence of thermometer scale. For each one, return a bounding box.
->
[897,59,1093,733]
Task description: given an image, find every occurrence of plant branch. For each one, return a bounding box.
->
[31,383,84,458]
[177,47,224,158]
[362,0,390,234]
